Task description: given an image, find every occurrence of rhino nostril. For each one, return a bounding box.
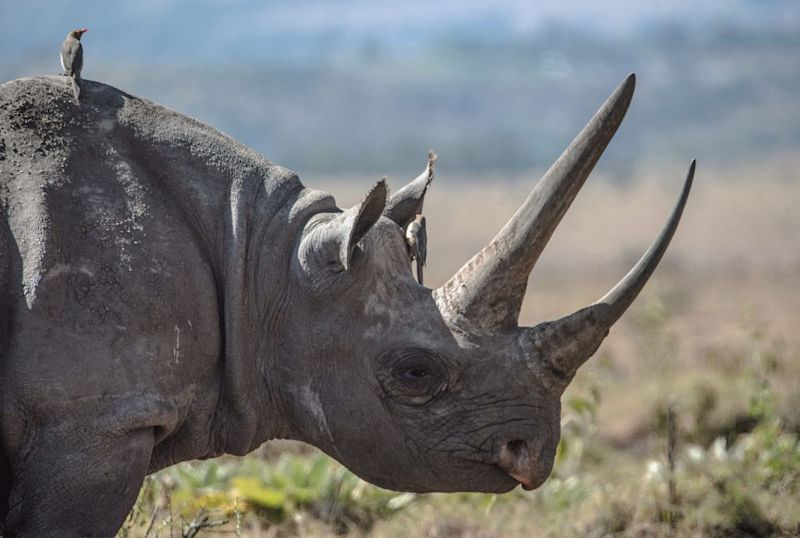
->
[497,439,530,469]
[505,439,528,457]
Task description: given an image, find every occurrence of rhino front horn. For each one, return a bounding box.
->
[435,74,636,332]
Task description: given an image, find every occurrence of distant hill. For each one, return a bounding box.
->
[2,1,798,176]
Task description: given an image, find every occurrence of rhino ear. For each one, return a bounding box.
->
[339,179,387,270]
[384,151,436,229]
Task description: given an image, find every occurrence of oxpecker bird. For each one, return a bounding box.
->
[384,151,436,284]
[405,214,427,285]
[61,28,87,104]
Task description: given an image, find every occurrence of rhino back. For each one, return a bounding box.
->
[0,77,231,413]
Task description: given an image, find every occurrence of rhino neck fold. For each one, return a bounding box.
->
[219,181,335,454]
[107,80,337,454]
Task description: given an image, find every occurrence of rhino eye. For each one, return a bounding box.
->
[378,349,448,406]
[404,367,429,379]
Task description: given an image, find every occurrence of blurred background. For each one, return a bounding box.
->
[3,0,799,175]
[2,1,799,536]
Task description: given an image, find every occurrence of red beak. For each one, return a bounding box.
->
[80,28,88,34]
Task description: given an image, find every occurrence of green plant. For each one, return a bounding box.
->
[118,452,417,536]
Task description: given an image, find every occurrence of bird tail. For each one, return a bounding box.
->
[71,76,81,104]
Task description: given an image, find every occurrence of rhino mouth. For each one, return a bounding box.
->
[460,457,538,492]
[503,469,551,491]
[440,437,552,492]
[476,462,539,492]
[505,470,537,490]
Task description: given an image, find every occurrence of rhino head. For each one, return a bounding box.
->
[277,74,694,493]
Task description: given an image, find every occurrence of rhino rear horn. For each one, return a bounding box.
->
[384,151,437,229]
[339,179,387,270]
[524,161,695,386]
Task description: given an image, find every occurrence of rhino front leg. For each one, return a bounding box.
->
[4,425,155,537]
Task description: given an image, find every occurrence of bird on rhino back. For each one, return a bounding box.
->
[0,73,693,536]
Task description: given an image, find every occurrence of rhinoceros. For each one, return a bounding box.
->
[0,72,693,536]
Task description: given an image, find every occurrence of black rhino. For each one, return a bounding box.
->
[0,73,693,536]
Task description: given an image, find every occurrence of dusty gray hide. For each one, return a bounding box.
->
[0,74,693,536]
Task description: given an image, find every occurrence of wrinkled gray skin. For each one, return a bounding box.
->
[0,74,693,536]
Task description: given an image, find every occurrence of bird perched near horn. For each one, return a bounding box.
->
[383,151,436,283]
[405,214,427,284]
[60,28,87,104]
